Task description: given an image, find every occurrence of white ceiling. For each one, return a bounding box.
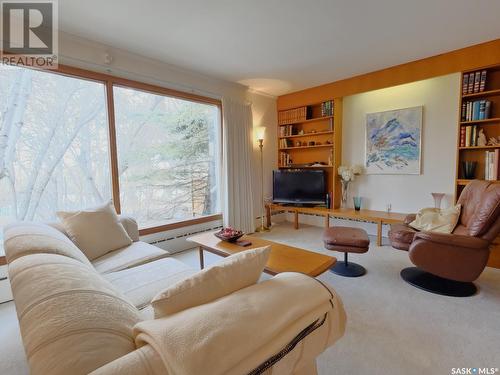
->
[59,0,500,96]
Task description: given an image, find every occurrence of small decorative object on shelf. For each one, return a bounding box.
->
[431,193,446,209]
[477,129,487,146]
[353,197,362,211]
[386,203,392,213]
[487,136,500,146]
[462,161,477,179]
[338,165,363,208]
[214,227,244,242]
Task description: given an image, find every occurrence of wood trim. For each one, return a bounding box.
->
[105,81,121,214]
[55,64,223,107]
[0,55,222,107]
[138,214,222,236]
[332,97,342,208]
[277,39,500,110]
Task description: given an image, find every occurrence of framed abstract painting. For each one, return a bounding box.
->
[365,106,423,174]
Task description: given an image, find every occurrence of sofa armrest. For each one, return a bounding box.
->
[404,214,417,225]
[130,273,346,375]
[414,231,489,250]
[118,215,139,242]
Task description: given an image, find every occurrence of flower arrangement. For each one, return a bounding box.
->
[337,165,363,207]
[338,165,363,181]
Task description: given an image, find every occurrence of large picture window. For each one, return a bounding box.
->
[0,65,110,227]
[0,64,222,235]
[113,86,221,228]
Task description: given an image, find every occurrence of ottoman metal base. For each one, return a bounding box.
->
[330,253,366,277]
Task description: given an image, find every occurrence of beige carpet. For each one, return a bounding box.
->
[1,222,499,375]
[254,223,500,375]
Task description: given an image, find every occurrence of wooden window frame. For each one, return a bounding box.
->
[2,62,223,234]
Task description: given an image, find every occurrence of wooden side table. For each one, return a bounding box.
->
[266,204,407,246]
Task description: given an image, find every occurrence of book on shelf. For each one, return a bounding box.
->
[485,150,500,181]
[462,100,492,121]
[279,152,291,167]
[464,126,472,147]
[278,106,310,125]
[463,70,488,94]
[279,125,296,137]
[279,139,294,148]
[460,127,466,147]
[467,73,475,94]
[462,74,469,95]
[473,71,481,93]
[479,70,487,92]
[462,125,482,147]
[320,100,334,117]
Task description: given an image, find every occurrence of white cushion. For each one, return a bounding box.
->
[151,246,270,317]
[409,204,461,234]
[92,241,170,274]
[103,257,197,310]
[57,202,132,260]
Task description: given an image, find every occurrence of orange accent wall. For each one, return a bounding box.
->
[277,39,500,110]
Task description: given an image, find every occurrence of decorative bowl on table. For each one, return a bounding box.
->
[214,227,244,243]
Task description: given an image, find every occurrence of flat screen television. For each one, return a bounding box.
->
[273,169,326,205]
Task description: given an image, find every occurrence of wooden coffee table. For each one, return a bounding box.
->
[187,231,336,277]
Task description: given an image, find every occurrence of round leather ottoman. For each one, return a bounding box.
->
[323,226,370,277]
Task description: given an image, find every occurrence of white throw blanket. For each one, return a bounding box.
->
[134,273,346,375]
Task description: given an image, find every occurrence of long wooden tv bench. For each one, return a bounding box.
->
[266,204,408,246]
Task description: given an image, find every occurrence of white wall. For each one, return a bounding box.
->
[342,73,460,213]
[58,32,277,222]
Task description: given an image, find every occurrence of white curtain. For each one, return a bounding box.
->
[222,99,255,233]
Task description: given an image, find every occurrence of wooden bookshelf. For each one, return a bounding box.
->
[279,130,333,139]
[277,99,342,208]
[459,118,500,125]
[455,63,500,268]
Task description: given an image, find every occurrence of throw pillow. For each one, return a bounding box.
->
[57,201,132,260]
[152,246,271,318]
[409,204,462,234]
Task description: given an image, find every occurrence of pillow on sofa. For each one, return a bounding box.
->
[409,204,461,234]
[57,201,132,260]
[151,246,271,318]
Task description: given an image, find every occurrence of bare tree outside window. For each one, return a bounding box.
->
[0,65,110,233]
[113,86,221,228]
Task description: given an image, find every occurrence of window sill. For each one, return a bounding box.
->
[138,214,222,236]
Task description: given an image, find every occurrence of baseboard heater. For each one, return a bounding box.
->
[141,219,223,254]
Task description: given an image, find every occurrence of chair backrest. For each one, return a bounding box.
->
[455,180,500,241]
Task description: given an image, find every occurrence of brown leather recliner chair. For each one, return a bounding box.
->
[388,180,500,297]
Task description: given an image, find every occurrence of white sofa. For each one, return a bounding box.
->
[4,217,346,375]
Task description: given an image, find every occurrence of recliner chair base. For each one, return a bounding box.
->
[400,267,477,297]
